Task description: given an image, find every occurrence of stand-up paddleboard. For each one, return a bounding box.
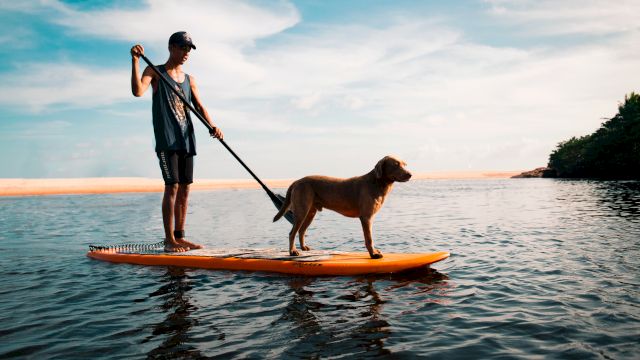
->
[87,247,450,276]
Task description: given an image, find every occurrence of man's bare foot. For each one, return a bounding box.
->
[164,240,189,252]
[176,238,203,249]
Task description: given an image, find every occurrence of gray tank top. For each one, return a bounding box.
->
[152,65,196,155]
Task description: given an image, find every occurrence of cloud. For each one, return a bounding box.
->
[0,62,130,111]
[52,0,299,44]
[0,0,300,112]
[1,0,639,175]
[0,0,53,12]
[0,27,35,48]
[240,22,462,99]
[215,16,637,140]
[485,0,640,36]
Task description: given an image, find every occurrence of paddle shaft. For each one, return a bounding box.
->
[139,54,279,201]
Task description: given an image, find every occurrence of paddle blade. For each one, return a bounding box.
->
[271,193,294,224]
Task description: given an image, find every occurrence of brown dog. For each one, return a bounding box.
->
[273,155,412,259]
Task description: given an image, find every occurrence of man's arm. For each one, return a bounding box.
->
[130,44,154,97]
[190,75,224,139]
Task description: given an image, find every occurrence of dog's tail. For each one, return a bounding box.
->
[273,185,293,222]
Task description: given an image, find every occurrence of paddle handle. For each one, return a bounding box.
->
[138,54,277,198]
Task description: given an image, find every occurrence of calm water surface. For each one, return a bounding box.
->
[1,179,639,359]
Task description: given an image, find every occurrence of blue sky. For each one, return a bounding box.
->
[0,0,638,179]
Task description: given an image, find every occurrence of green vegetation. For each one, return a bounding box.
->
[548,93,640,179]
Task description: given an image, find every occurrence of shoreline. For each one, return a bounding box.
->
[0,171,523,197]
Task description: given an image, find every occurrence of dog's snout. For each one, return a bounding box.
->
[397,170,412,182]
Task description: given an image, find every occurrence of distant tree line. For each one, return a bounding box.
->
[548,92,640,179]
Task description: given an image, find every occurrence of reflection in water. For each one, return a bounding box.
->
[281,277,324,350]
[131,265,448,358]
[279,267,449,358]
[594,181,640,219]
[339,278,391,356]
[143,267,212,359]
[368,267,452,304]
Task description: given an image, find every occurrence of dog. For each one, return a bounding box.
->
[273,155,412,259]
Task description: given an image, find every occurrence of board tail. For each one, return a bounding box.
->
[88,240,164,252]
[273,186,293,222]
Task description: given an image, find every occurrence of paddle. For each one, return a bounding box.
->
[139,53,294,224]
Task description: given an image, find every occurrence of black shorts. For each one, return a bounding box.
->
[157,151,194,185]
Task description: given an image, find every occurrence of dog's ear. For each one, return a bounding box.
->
[374,157,387,179]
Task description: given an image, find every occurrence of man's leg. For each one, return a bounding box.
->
[162,184,187,252]
[174,183,202,249]
[158,151,188,252]
[173,153,202,249]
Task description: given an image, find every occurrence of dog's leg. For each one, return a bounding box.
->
[288,184,315,256]
[288,219,304,256]
[360,216,383,259]
[298,209,317,251]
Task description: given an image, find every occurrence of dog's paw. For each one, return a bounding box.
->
[289,249,300,256]
[300,245,311,251]
[370,251,383,259]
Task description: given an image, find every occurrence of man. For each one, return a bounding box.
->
[130,31,223,252]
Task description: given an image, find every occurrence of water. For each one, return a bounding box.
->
[1,179,639,359]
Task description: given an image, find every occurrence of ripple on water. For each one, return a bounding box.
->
[1,180,639,358]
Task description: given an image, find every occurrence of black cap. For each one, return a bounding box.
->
[168,31,196,50]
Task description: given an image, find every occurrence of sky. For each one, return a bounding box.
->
[0,0,638,179]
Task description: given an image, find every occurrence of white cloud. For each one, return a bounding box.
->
[0,28,35,48]
[0,0,300,111]
[0,62,130,111]
[0,0,51,12]
[52,0,299,44]
[170,5,639,170]
[485,0,640,36]
[1,0,639,175]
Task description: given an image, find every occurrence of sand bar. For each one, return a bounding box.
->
[412,170,523,180]
[0,171,523,197]
[0,178,293,197]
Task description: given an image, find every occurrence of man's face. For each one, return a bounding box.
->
[169,44,192,64]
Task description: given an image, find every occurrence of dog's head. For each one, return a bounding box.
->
[374,156,412,182]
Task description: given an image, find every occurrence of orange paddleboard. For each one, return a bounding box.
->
[87,248,450,276]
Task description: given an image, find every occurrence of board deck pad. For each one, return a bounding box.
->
[87,247,450,276]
